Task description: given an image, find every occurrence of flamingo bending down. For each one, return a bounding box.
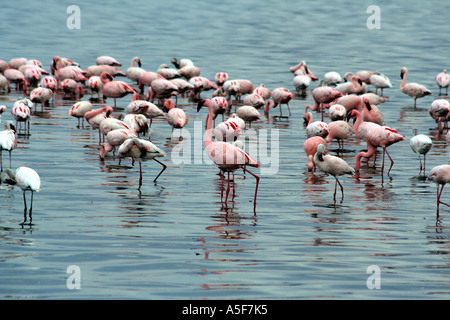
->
[171,57,195,69]
[428,99,450,134]
[322,71,342,86]
[0,121,17,171]
[369,73,392,96]
[303,136,327,171]
[61,79,84,99]
[88,76,103,98]
[164,99,188,137]
[428,165,450,216]
[215,72,229,87]
[0,75,10,93]
[11,100,31,135]
[4,69,28,94]
[122,114,149,137]
[30,87,53,109]
[410,129,432,176]
[303,111,329,139]
[197,99,260,212]
[436,69,450,96]
[335,75,364,95]
[52,56,87,84]
[362,96,384,125]
[100,128,137,161]
[96,56,122,66]
[348,109,405,176]
[325,120,354,149]
[84,106,114,144]
[118,137,167,187]
[126,92,165,128]
[264,88,295,117]
[252,84,272,100]
[101,72,136,107]
[40,76,58,91]
[314,143,355,203]
[210,96,229,125]
[68,101,93,127]
[306,87,343,121]
[0,166,41,224]
[328,104,347,121]
[400,67,432,108]
[236,105,260,128]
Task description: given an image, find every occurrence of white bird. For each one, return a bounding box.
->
[436,69,450,96]
[370,73,392,96]
[0,121,17,171]
[313,143,355,202]
[410,129,432,176]
[322,71,342,86]
[1,166,41,224]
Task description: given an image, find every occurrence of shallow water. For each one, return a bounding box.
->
[0,0,450,299]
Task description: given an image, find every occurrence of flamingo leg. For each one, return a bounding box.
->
[437,184,450,207]
[225,172,230,204]
[29,191,34,223]
[336,177,344,202]
[287,103,292,117]
[418,154,423,175]
[22,191,28,224]
[384,148,395,176]
[138,162,143,189]
[242,168,260,215]
[153,159,167,183]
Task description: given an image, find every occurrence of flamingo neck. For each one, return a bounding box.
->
[400,70,407,90]
[204,101,213,148]
[264,100,274,116]
[352,111,362,133]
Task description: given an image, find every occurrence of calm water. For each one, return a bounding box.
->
[1,0,450,299]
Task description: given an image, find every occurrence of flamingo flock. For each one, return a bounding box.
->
[0,53,449,224]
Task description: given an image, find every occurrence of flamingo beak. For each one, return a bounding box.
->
[196,100,204,112]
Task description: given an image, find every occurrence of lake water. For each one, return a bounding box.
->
[1,0,449,300]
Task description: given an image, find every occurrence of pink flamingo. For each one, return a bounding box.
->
[96,55,122,66]
[99,117,131,142]
[126,92,165,128]
[436,69,450,96]
[0,75,10,93]
[164,99,188,137]
[325,120,354,149]
[157,64,180,79]
[303,136,327,171]
[252,84,272,100]
[243,93,265,109]
[236,105,260,128]
[100,128,137,161]
[171,57,195,69]
[197,99,260,212]
[11,100,31,135]
[178,65,201,80]
[188,76,218,100]
[118,137,167,187]
[429,99,450,134]
[348,109,405,176]
[306,87,343,121]
[369,73,392,96]
[400,67,432,108]
[314,143,355,203]
[122,114,149,137]
[138,71,163,93]
[8,58,28,69]
[88,75,103,99]
[355,70,373,84]
[215,72,229,86]
[303,111,329,139]
[213,119,243,142]
[61,79,84,99]
[322,71,342,86]
[428,164,450,216]
[30,87,53,109]
[335,75,364,95]
[84,65,126,78]
[52,56,87,84]
[39,76,58,91]
[84,106,114,144]
[0,60,10,73]
[4,69,28,94]
[321,95,364,114]
[146,77,179,105]
[68,101,93,127]
[126,57,145,83]
[50,56,80,75]
[362,96,384,125]
[264,87,295,117]
[328,104,347,121]
[209,96,229,125]
[23,67,42,88]
[170,78,195,103]
[101,72,136,107]
[0,121,17,171]
[361,93,387,106]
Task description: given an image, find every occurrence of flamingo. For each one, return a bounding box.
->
[23,67,42,88]
[170,78,195,103]
[178,65,200,80]
[236,105,260,128]
[0,60,9,73]
[171,57,195,69]
[122,114,149,137]
[210,96,229,125]
[126,57,145,83]
[146,77,179,105]
[52,56,87,84]
[84,106,114,143]
[303,136,327,171]
[101,72,136,107]
[99,117,131,141]
[410,129,432,176]
[223,80,241,106]
[293,73,312,95]
[197,99,260,212]
[188,76,218,100]
[61,79,84,99]
[213,119,243,142]
[0,75,10,93]
[325,120,354,150]
[126,92,165,128]
[370,73,392,96]
[68,101,93,127]
[355,70,374,84]
[88,75,103,99]
[0,105,6,121]
[362,96,384,125]
[436,69,450,95]
[0,121,17,171]
[348,109,405,176]
[303,111,329,139]
[84,65,126,78]
[215,72,229,87]
[328,104,347,121]
[118,137,167,187]
[30,87,53,109]
[100,128,137,161]
[428,164,450,216]
[96,55,122,66]
[264,87,295,117]
[306,86,343,121]
[8,58,28,69]
[11,100,31,135]
[50,56,80,75]
[4,68,28,94]
[138,71,163,93]
[157,64,181,79]
[361,93,388,106]
[428,99,450,134]
[336,75,364,95]
[252,84,272,100]
[0,166,41,224]
[314,143,355,203]
[322,71,342,86]
[164,99,188,137]
[39,76,58,91]
[400,67,432,108]
[321,95,364,114]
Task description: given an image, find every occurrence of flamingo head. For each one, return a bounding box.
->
[400,67,407,79]
[100,72,114,84]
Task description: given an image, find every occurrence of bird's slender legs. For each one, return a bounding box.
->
[153,159,167,183]
[242,167,260,214]
[333,177,344,203]
[21,191,33,224]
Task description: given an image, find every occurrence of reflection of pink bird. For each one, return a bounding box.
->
[303,136,327,171]
[306,87,343,121]
[314,143,355,202]
[118,137,167,187]
[264,87,295,117]
[349,109,405,176]
[197,99,260,212]
[400,67,432,108]
[428,164,450,217]
[164,99,188,136]
[101,72,136,107]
